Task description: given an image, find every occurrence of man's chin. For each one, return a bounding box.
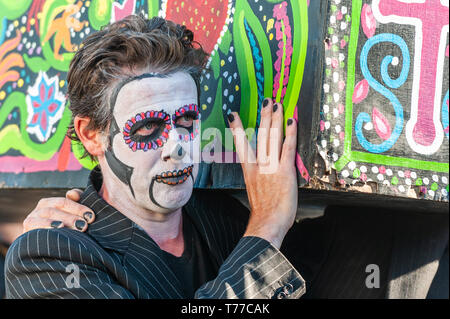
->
[147,180,194,211]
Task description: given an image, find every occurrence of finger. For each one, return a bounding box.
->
[23,217,64,233]
[227,112,257,173]
[270,102,284,160]
[66,188,83,202]
[38,207,89,231]
[281,118,298,167]
[257,98,272,165]
[37,197,95,223]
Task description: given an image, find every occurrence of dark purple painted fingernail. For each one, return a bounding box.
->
[51,221,63,229]
[263,99,269,108]
[83,212,93,222]
[273,103,278,112]
[227,113,235,123]
[287,119,293,126]
[75,220,86,231]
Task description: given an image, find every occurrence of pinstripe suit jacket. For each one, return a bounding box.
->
[5,169,305,299]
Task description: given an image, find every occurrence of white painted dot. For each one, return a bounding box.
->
[441,189,448,197]
[386,169,393,176]
[428,190,435,197]
[442,176,448,184]
[391,56,399,66]
[399,185,405,192]
[321,140,327,148]
[410,172,417,179]
[339,53,345,61]
[333,108,339,118]
[432,175,439,182]
[335,125,341,133]
[398,170,404,178]
[332,153,339,161]
[342,6,348,14]
[423,178,429,185]
[341,170,349,178]
[383,180,390,186]
[360,166,367,173]
[348,161,356,170]
[333,93,340,102]
[405,178,411,186]
[324,84,330,93]
[222,104,227,110]
[333,139,340,147]
[332,35,338,44]
[377,174,384,181]
[364,122,373,130]
[372,166,379,174]
[325,121,331,130]
[326,57,332,65]
[323,104,330,113]
[340,22,347,30]
[333,72,339,83]
[330,16,336,24]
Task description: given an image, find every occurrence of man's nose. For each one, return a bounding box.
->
[161,143,185,161]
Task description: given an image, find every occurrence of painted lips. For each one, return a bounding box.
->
[155,165,193,185]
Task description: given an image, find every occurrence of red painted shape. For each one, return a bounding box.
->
[165,0,229,53]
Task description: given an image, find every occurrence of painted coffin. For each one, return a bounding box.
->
[314,0,449,202]
[0,0,448,204]
[0,0,317,188]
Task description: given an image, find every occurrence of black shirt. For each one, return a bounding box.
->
[160,209,217,298]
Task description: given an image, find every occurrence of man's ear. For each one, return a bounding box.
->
[74,116,106,157]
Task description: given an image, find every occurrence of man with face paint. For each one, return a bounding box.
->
[5,15,304,299]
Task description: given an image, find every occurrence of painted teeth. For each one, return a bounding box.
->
[155,166,193,185]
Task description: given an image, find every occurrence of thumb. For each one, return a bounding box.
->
[66,188,83,202]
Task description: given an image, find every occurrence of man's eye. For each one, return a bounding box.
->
[176,114,196,128]
[135,122,160,136]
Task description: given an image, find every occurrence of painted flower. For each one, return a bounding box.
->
[26,72,65,142]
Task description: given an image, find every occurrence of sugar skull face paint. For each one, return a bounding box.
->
[104,71,200,213]
[123,110,172,151]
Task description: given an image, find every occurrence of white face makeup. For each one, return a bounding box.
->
[104,71,200,214]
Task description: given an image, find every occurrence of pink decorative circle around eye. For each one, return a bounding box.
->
[172,104,200,142]
[123,110,171,152]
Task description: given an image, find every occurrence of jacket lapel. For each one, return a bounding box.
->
[123,225,185,298]
[81,168,184,298]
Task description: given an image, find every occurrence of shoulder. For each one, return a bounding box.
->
[6,227,107,269]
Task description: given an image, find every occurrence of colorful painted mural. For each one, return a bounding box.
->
[0,0,312,187]
[317,0,449,201]
[0,0,448,203]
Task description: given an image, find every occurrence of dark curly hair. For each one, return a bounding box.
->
[66,14,209,160]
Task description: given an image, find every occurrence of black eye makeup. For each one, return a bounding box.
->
[172,104,200,142]
[123,110,171,151]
